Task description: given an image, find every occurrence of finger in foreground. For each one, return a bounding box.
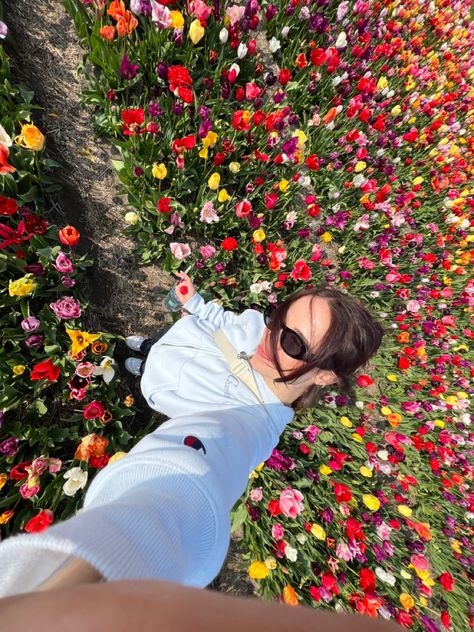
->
[0,579,402,632]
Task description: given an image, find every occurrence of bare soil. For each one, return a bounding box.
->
[3,0,253,595]
[4,0,171,337]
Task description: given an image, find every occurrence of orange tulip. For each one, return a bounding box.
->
[117,10,138,37]
[322,107,338,125]
[99,25,115,41]
[107,0,125,20]
[282,585,299,606]
[414,521,433,541]
[0,509,14,525]
[387,413,402,427]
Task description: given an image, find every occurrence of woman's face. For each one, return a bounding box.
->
[252,295,334,389]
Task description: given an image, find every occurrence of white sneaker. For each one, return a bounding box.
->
[124,357,143,376]
[125,335,145,352]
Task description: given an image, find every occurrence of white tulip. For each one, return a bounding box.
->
[93,356,115,384]
[285,544,298,562]
[237,43,247,59]
[0,123,12,148]
[281,26,290,38]
[63,467,88,497]
[219,28,228,43]
[335,32,347,49]
[269,36,281,53]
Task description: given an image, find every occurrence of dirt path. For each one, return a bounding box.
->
[3,0,171,337]
[3,0,253,595]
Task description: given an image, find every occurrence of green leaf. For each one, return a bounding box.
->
[230,502,248,533]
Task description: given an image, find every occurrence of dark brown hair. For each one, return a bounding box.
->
[266,287,384,410]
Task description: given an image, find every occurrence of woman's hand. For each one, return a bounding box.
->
[175,271,197,305]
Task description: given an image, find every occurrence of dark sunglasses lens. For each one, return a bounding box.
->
[280,327,307,360]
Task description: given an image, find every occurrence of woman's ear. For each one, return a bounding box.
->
[312,370,338,387]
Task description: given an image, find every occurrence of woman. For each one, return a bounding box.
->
[125,271,384,415]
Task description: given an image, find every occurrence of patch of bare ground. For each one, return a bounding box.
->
[3,0,171,338]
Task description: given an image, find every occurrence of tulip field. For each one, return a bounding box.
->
[0,0,473,629]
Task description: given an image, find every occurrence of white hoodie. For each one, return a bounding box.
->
[0,298,294,596]
[140,292,292,420]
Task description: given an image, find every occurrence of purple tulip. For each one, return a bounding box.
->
[119,55,139,81]
[61,275,76,288]
[25,334,44,349]
[21,316,40,332]
[156,62,168,80]
[0,437,19,456]
[24,263,45,276]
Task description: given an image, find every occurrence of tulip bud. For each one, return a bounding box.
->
[237,43,248,59]
[125,211,139,225]
[219,28,228,43]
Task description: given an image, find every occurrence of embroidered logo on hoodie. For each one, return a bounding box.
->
[183,435,207,454]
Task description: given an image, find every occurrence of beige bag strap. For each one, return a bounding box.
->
[213,329,266,406]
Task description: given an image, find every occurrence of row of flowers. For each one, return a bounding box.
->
[9,0,474,629]
[0,41,138,535]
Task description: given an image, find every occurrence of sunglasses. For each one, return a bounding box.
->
[263,305,309,361]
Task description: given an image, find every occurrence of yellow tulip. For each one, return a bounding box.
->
[218,188,230,203]
[320,465,332,476]
[387,374,398,382]
[264,556,277,570]
[169,10,184,28]
[354,161,367,173]
[362,494,381,511]
[248,561,270,580]
[229,162,241,174]
[399,593,415,611]
[253,229,266,242]
[202,131,218,148]
[293,129,307,147]
[12,365,26,376]
[352,433,363,443]
[310,524,326,540]
[208,172,221,190]
[15,123,45,151]
[359,466,373,478]
[66,329,101,357]
[321,231,332,242]
[397,504,413,517]
[377,76,388,90]
[0,473,7,491]
[339,416,353,428]
[278,179,289,192]
[152,162,167,180]
[8,276,37,298]
[189,19,205,45]
[380,406,392,415]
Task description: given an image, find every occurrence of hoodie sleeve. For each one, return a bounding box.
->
[182,293,241,329]
[0,407,292,598]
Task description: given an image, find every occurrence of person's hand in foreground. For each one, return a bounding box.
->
[0,578,402,632]
[175,270,197,304]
